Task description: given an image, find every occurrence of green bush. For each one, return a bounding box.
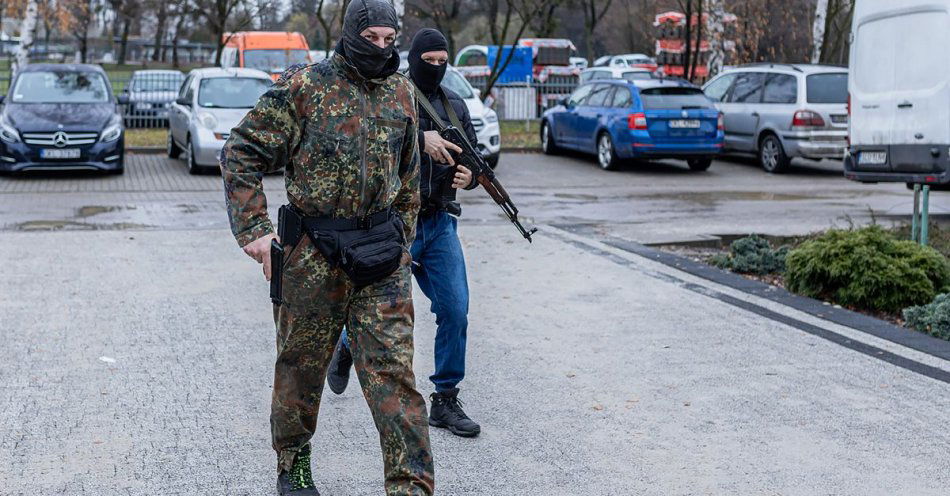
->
[904,294,950,341]
[785,226,950,313]
[710,235,788,275]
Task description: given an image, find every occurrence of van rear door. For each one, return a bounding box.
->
[851,1,950,172]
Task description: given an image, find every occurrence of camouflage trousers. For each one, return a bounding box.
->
[271,236,434,496]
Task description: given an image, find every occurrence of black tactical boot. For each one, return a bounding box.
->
[276,444,320,495]
[326,340,352,395]
[429,388,481,437]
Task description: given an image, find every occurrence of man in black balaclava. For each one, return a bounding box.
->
[220,0,434,494]
[328,28,483,439]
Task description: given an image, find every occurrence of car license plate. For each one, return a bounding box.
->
[859,151,887,165]
[669,119,700,129]
[41,148,81,159]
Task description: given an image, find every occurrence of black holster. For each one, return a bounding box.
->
[279,204,406,288]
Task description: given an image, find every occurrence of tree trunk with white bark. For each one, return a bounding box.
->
[812,0,829,64]
[705,0,725,79]
[13,0,40,77]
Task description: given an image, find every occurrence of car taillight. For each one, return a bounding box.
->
[628,112,647,130]
[792,110,825,128]
[846,93,851,116]
[717,112,724,130]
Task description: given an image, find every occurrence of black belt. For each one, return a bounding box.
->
[293,206,393,231]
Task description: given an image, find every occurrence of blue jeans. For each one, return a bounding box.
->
[342,210,469,392]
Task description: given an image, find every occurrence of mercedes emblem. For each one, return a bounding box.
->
[52,131,68,148]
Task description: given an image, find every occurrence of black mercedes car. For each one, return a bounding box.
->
[0,63,125,174]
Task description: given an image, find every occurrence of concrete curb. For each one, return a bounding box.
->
[600,234,950,361]
[501,147,542,153]
[126,147,166,154]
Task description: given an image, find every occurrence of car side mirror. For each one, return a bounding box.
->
[116,94,129,105]
[561,98,571,108]
[175,97,191,106]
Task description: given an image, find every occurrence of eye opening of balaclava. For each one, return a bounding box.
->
[335,0,400,80]
[408,28,449,95]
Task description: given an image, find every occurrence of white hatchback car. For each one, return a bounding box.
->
[167,67,272,174]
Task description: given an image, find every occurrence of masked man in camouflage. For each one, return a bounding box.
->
[219,1,433,494]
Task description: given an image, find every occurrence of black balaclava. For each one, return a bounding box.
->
[408,28,449,95]
[335,0,400,80]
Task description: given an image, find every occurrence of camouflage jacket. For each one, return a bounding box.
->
[221,53,420,247]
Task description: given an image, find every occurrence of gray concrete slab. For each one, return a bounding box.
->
[1,225,948,495]
[1,152,949,495]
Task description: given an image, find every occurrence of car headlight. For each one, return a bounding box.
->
[99,115,123,142]
[0,114,19,143]
[198,112,218,130]
[483,108,498,124]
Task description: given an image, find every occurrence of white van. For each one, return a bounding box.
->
[844,0,950,183]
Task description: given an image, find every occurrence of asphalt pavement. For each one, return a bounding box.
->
[1,152,948,495]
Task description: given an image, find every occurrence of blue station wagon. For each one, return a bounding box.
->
[541,79,724,171]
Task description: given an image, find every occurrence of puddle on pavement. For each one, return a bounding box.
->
[176,204,201,214]
[16,220,152,231]
[76,205,134,217]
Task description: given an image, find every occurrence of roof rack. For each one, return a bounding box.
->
[738,62,803,72]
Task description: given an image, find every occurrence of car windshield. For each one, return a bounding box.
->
[197,77,271,108]
[623,71,653,81]
[806,73,848,104]
[243,49,310,73]
[11,71,109,103]
[131,74,184,92]
[442,69,474,99]
[639,87,713,109]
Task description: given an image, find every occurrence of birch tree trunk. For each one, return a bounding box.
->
[811,0,829,64]
[13,0,40,77]
[705,0,725,78]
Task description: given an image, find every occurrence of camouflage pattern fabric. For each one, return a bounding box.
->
[220,54,433,496]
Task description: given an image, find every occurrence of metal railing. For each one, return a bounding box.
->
[115,72,185,128]
[467,76,579,120]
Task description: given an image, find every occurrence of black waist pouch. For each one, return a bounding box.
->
[303,208,405,288]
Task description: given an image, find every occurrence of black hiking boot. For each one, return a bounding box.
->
[276,444,320,495]
[429,388,481,438]
[326,340,352,395]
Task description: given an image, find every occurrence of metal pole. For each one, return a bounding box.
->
[922,185,931,246]
[912,184,921,242]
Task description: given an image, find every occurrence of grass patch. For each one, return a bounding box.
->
[500,120,540,148]
[125,129,167,148]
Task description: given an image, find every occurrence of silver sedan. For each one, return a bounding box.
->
[167,67,272,174]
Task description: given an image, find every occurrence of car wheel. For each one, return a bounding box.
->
[486,153,499,169]
[597,132,620,171]
[167,132,181,159]
[541,120,559,155]
[759,134,790,173]
[687,157,713,171]
[186,138,201,175]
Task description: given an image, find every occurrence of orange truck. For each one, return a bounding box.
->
[219,32,312,81]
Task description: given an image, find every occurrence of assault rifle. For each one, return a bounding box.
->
[440,125,537,242]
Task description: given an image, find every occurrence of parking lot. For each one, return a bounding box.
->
[0,151,942,245]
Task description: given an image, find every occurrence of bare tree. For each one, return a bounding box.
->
[480,0,536,100]
[811,0,828,63]
[705,0,726,78]
[191,0,254,66]
[578,0,612,63]
[59,0,95,63]
[13,0,39,76]
[407,0,465,58]
[149,0,169,62]
[817,0,855,65]
[529,0,565,38]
